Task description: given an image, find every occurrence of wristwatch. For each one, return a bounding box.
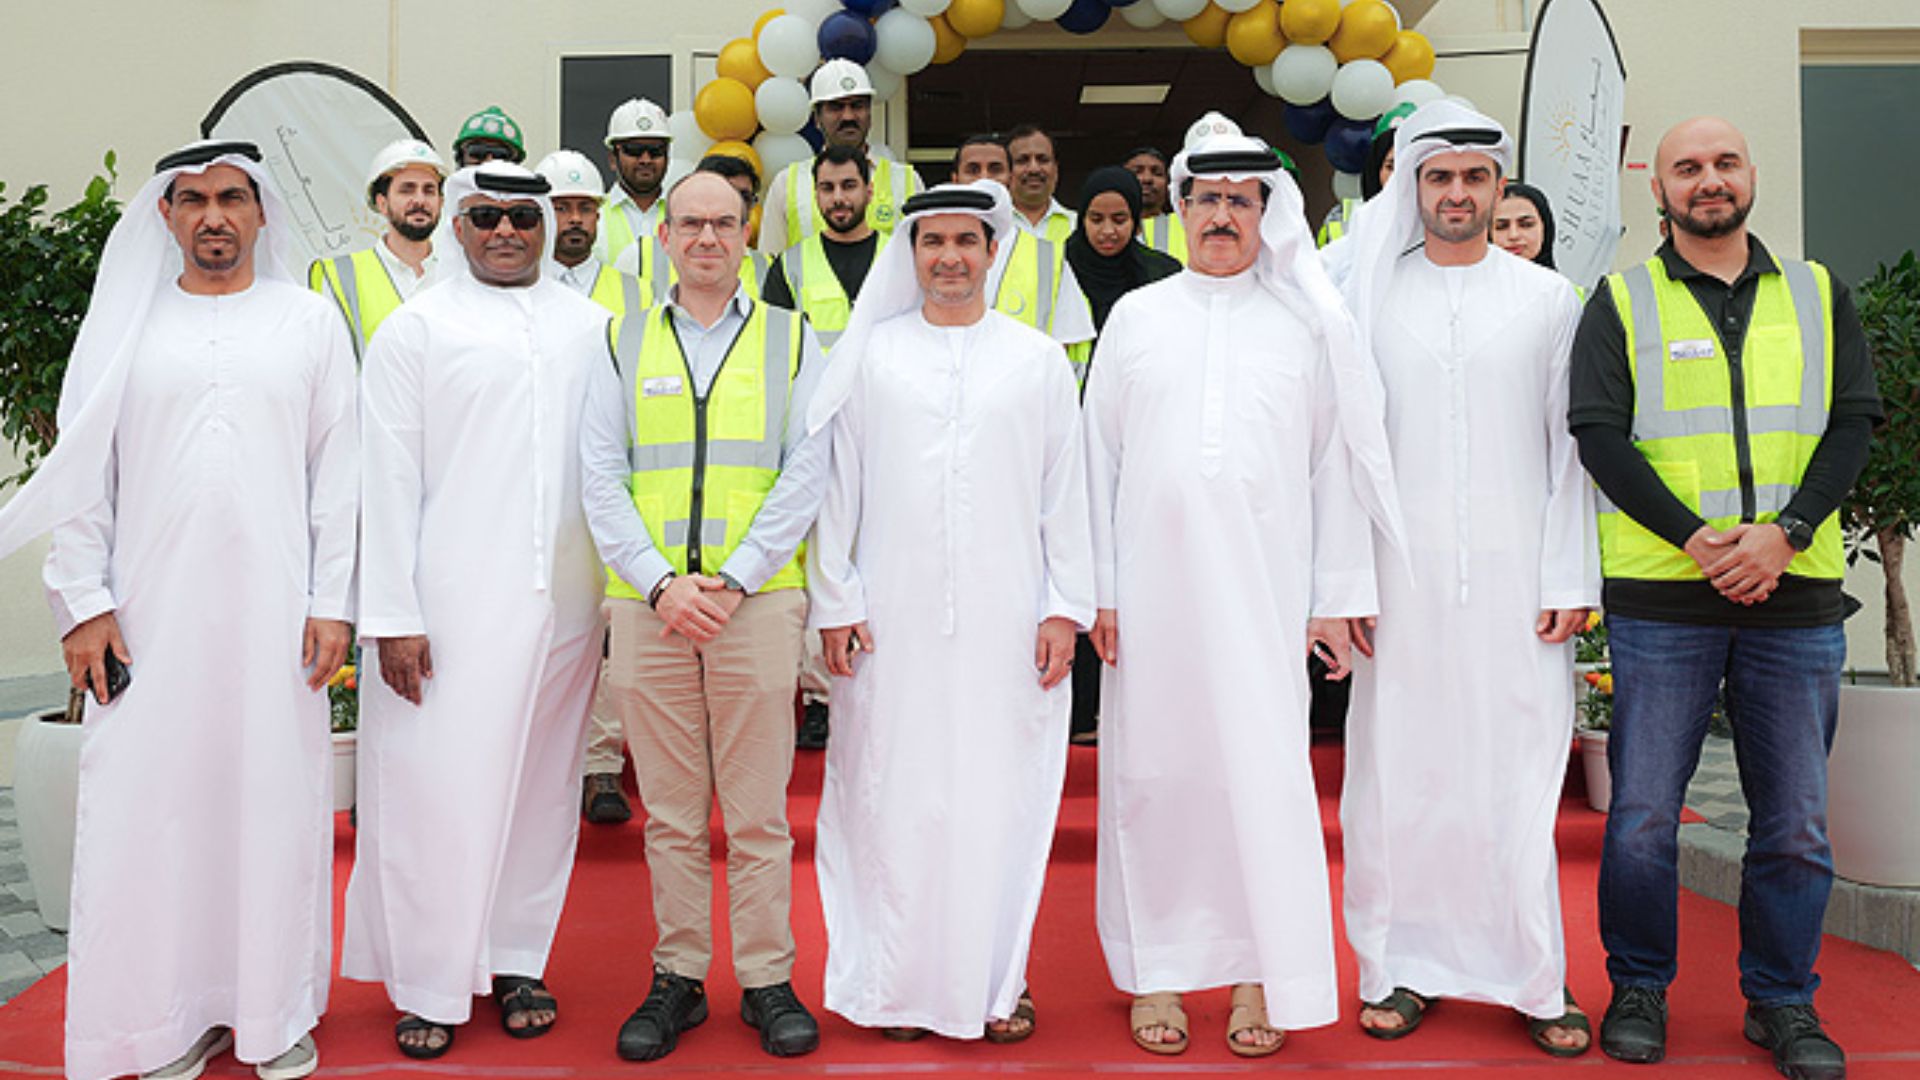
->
[1775,512,1815,552]
[718,571,746,593]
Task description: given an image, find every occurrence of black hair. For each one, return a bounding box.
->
[1005,123,1057,158]
[953,133,1010,169]
[815,143,871,184]
[694,154,759,213]
[1124,146,1167,167]
[1495,180,1558,269]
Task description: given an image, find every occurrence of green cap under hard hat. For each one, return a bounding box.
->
[1374,102,1420,141]
[454,106,526,161]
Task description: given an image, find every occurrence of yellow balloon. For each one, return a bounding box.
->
[947,0,1004,39]
[1381,29,1436,83]
[706,139,765,184]
[748,203,763,247]
[1278,0,1339,46]
[718,37,772,91]
[931,14,968,63]
[694,77,758,142]
[753,8,785,40]
[1226,0,1285,68]
[1329,0,1398,63]
[1182,3,1232,48]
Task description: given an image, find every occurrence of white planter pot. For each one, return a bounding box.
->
[331,730,357,814]
[13,713,85,931]
[1578,729,1611,814]
[1828,682,1920,887]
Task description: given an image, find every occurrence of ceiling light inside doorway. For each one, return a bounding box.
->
[1079,83,1171,106]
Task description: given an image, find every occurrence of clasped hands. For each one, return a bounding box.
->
[1685,522,1795,605]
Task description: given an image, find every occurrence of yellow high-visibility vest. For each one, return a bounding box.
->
[782,155,914,241]
[585,263,644,318]
[602,301,806,599]
[1595,255,1842,581]
[994,232,1095,383]
[1139,214,1189,264]
[1316,197,1362,248]
[780,233,883,349]
[599,195,661,268]
[308,248,404,361]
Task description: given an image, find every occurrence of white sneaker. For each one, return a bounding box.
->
[140,1027,232,1080]
[255,1033,318,1080]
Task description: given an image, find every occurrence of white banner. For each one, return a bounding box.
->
[202,63,428,273]
[1519,0,1627,291]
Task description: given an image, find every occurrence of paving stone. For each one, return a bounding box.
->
[1848,882,1918,959]
[1822,884,1858,938]
[0,950,39,983]
[0,896,34,918]
[14,932,65,961]
[0,911,47,938]
[0,973,39,1004]
[32,954,64,975]
[7,881,36,904]
[0,863,28,885]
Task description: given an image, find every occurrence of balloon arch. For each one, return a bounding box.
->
[675,0,1444,204]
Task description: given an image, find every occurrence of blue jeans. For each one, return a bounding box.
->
[1598,612,1846,1006]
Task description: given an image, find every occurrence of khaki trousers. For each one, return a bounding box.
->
[606,591,805,986]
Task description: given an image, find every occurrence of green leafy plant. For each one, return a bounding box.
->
[0,152,122,489]
[329,662,358,733]
[1844,251,1920,687]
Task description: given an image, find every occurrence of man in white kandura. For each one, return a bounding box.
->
[805,181,1094,1043]
[1084,128,1404,1059]
[344,162,610,1061]
[1337,100,1599,1056]
[0,140,355,1080]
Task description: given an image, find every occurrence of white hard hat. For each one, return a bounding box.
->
[809,59,874,105]
[535,150,605,199]
[1183,111,1244,152]
[365,138,448,208]
[605,98,672,146]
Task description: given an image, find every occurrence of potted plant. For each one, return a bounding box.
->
[329,662,358,813]
[1576,662,1614,814]
[1828,249,1920,887]
[3,155,120,931]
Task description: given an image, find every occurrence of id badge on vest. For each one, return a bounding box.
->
[1668,338,1716,362]
[642,375,684,398]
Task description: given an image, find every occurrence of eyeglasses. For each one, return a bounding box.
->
[670,215,743,238]
[462,204,544,231]
[615,141,670,160]
[1183,192,1260,214]
[459,143,517,165]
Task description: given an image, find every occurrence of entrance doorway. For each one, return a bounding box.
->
[905,47,1340,225]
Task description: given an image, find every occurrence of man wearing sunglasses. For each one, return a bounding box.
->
[452,105,527,168]
[599,97,673,268]
[347,163,613,1063]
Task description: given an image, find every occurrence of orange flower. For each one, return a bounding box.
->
[1585,671,1602,686]
[344,675,357,691]
[1586,610,1603,631]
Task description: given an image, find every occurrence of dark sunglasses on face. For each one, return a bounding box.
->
[460,143,517,164]
[462,204,543,231]
[615,141,670,160]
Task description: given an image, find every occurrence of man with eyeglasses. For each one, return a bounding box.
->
[583,170,829,1062]
[613,155,771,304]
[756,59,921,256]
[598,97,673,268]
[1085,126,1398,1059]
[346,162,612,1063]
[452,105,527,167]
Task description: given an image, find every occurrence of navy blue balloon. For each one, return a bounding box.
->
[817,11,878,65]
[1283,97,1336,145]
[1104,0,1142,7]
[843,0,895,14]
[1325,117,1375,174]
[1057,0,1111,34]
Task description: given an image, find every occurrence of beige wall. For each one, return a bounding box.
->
[2,0,1915,676]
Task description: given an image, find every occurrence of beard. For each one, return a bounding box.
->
[1421,199,1493,244]
[390,215,437,242]
[824,205,867,235]
[189,231,242,272]
[1667,193,1752,239]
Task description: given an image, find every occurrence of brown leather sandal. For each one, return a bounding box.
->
[1226,983,1285,1058]
[985,993,1036,1043]
[1130,992,1189,1055]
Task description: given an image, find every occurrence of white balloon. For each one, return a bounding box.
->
[662,157,695,192]
[1153,0,1209,18]
[1270,44,1338,107]
[1445,94,1478,111]
[786,0,842,25]
[1392,78,1446,108]
[1331,169,1363,201]
[874,9,937,75]
[753,77,811,135]
[1252,59,1278,96]
[754,131,815,182]
[1016,0,1073,20]
[667,110,714,161]
[867,63,904,102]
[757,14,820,80]
[1002,0,1034,26]
[1331,58,1395,121]
[1214,0,1260,11]
[901,0,952,14]
[1119,0,1166,28]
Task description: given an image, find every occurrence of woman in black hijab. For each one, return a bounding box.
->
[1065,166,1182,334]
[1064,166,1179,746]
[1490,181,1558,269]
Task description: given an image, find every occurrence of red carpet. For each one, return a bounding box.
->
[3,742,1917,1078]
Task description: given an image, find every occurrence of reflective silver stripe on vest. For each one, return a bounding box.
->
[331,254,365,355]
[618,307,793,473]
[663,517,729,549]
[1621,261,1830,446]
[1594,482,1799,520]
[648,237,673,305]
[783,241,845,348]
[619,270,642,316]
[615,308,650,452]
[1034,237,1056,333]
[1144,218,1171,254]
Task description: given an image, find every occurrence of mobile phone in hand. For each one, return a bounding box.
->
[86,650,131,703]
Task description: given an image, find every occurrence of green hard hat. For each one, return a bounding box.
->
[1273,147,1300,180]
[1374,102,1419,141]
[453,105,526,162]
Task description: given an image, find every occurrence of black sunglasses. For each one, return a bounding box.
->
[615,141,670,160]
[460,143,518,164]
[462,204,543,231]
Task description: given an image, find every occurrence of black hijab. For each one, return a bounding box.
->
[1497,181,1558,269]
[1064,166,1182,330]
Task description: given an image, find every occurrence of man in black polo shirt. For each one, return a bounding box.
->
[1570,116,1880,1080]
